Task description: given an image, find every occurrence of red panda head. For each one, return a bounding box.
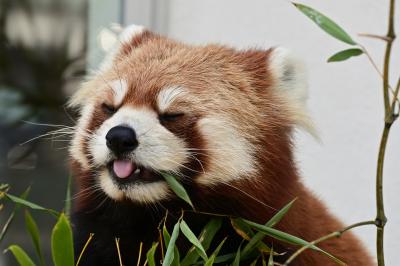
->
[69,25,312,205]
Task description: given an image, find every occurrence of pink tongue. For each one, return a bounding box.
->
[113,160,135,178]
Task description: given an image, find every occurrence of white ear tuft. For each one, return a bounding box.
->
[268,48,319,138]
[268,47,308,104]
[118,24,145,43]
[99,24,145,72]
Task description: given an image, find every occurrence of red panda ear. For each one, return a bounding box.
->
[99,24,156,72]
[267,47,308,105]
[267,47,318,137]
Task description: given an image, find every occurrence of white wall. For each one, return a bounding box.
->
[123,0,400,264]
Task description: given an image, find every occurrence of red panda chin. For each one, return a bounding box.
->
[69,25,374,266]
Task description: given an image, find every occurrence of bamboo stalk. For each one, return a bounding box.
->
[376,1,396,265]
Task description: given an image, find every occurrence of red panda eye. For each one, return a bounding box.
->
[159,112,184,122]
[101,103,117,115]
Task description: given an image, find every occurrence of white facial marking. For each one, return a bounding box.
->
[124,181,171,203]
[89,106,188,203]
[157,86,187,112]
[99,24,145,72]
[90,106,188,170]
[98,170,170,203]
[110,79,128,106]
[99,170,124,200]
[196,117,256,186]
[70,103,95,169]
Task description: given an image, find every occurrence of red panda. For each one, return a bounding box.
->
[69,25,374,265]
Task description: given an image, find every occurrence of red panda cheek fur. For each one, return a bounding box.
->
[69,25,374,265]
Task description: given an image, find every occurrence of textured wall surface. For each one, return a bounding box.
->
[123,1,400,263]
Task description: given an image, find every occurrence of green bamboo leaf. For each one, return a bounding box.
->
[181,218,222,266]
[204,238,227,266]
[243,219,318,248]
[5,193,59,217]
[262,256,267,266]
[0,188,30,243]
[327,48,363,62]
[146,242,159,266]
[242,199,296,257]
[180,220,208,261]
[250,257,258,266]
[293,3,356,45]
[162,223,171,248]
[211,253,236,264]
[25,210,45,266]
[268,248,274,266]
[51,213,74,266]
[232,246,241,266]
[161,173,193,208]
[6,245,36,266]
[162,221,180,266]
[64,175,72,216]
[242,219,345,265]
[162,222,180,265]
[231,218,254,240]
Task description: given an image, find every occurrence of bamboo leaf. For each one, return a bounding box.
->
[266,199,296,228]
[232,246,241,266]
[242,219,345,265]
[64,175,72,216]
[162,223,171,248]
[327,48,363,62]
[5,193,59,217]
[250,257,258,266]
[204,238,227,266]
[25,210,45,266]
[6,245,36,266]
[211,253,236,264]
[181,218,222,266]
[0,188,30,243]
[293,3,356,45]
[242,199,296,257]
[268,248,274,266]
[180,220,208,261]
[161,173,193,208]
[231,218,254,240]
[162,221,180,266]
[146,242,159,266]
[51,213,74,266]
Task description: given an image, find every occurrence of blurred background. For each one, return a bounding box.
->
[0,0,86,265]
[1,0,400,265]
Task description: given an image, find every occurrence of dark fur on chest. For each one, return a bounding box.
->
[71,182,293,266]
[73,200,239,265]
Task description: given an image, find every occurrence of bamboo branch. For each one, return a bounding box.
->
[389,78,400,120]
[283,221,376,265]
[376,1,396,265]
[358,33,392,42]
[382,0,396,116]
[359,45,400,104]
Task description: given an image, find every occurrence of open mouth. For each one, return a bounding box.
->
[107,160,164,185]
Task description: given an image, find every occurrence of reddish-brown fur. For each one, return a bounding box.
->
[70,30,374,265]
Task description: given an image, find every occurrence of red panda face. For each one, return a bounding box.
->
[69,25,312,204]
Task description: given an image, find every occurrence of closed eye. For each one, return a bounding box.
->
[159,112,184,122]
[101,103,117,115]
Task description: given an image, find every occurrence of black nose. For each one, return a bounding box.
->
[106,126,138,155]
